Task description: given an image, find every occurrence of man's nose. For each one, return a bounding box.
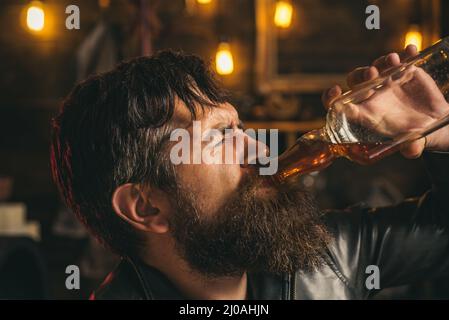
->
[239,132,270,168]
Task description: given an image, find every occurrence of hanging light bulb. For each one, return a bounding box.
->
[274,1,293,28]
[197,0,212,4]
[26,1,45,32]
[216,42,234,75]
[404,25,423,51]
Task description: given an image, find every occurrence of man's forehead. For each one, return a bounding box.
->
[171,100,238,128]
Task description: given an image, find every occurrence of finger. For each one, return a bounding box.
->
[346,67,370,88]
[346,66,379,89]
[372,52,401,73]
[363,66,379,82]
[399,138,426,159]
[400,44,419,61]
[321,85,342,110]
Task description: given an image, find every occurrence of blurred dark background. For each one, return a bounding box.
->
[0,0,448,299]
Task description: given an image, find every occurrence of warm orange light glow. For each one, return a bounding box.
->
[216,42,234,75]
[274,1,293,28]
[197,0,212,4]
[26,2,45,32]
[99,0,111,8]
[405,26,423,51]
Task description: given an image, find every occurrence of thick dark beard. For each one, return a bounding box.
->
[169,175,330,278]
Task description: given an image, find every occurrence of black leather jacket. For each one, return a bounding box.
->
[91,151,449,300]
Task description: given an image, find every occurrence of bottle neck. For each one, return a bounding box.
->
[270,127,337,184]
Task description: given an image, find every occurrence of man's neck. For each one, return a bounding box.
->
[140,238,248,300]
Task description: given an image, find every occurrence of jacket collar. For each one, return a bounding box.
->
[126,257,287,300]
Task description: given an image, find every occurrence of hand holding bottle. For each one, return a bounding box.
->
[272,40,449,184]
[322,44,449,158]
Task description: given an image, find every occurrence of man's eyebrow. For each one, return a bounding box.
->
[210,119,245,130]
[209,114,231,129]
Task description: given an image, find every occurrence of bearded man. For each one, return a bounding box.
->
[50,46,449,299]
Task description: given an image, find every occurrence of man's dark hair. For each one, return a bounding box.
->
[50,50,227,256]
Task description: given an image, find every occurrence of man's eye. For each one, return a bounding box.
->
[214,127,233,146]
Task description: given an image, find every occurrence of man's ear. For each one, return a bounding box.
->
[112,183,170,234]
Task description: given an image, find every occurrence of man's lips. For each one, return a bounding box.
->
[243,166,276,188]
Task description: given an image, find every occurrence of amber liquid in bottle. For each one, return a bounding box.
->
[271,129,400,185]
